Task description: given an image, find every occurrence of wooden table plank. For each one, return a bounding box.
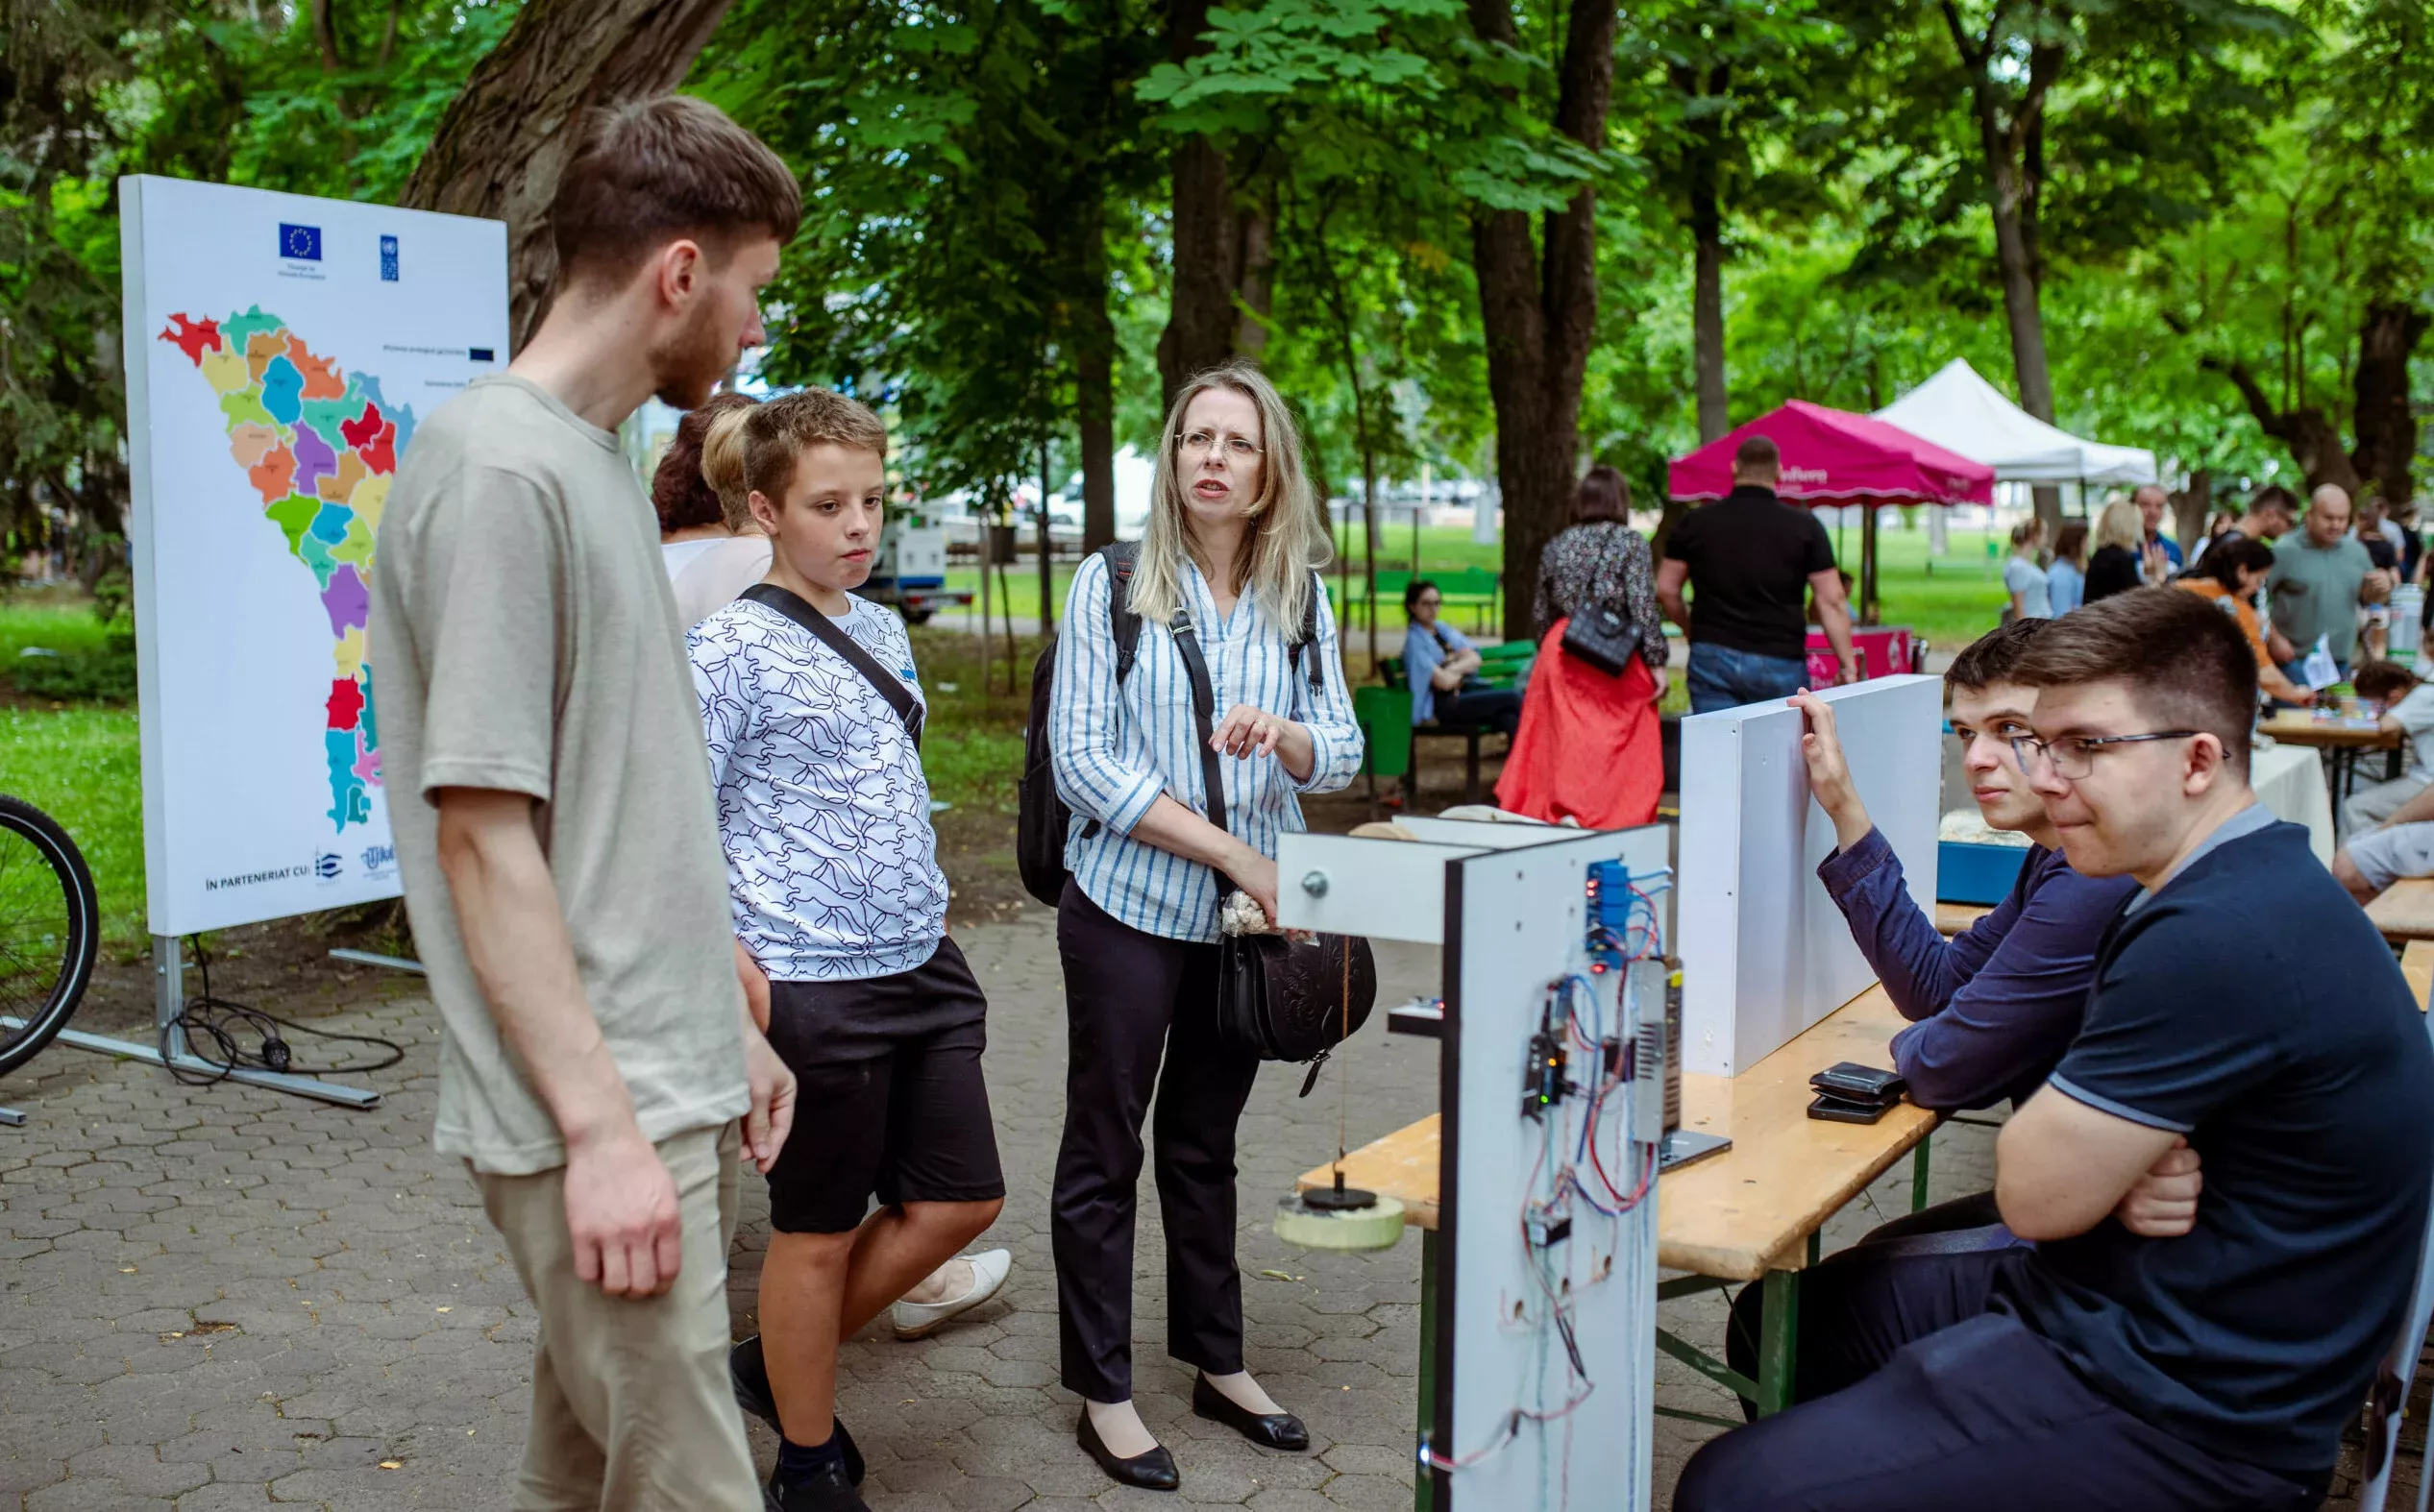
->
[2404,940,2434,1012]
[2374,879,2434,944]
[1299,984,1935,1281]
[2258,711,2401,751]
[1935,902,1992,937]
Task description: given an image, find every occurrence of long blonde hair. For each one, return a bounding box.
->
[1127,364,1332,632]
[2093,498,2143,554]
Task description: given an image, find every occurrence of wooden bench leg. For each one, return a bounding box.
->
[1756,1267,1801,1416]
[1463,732,1481,806]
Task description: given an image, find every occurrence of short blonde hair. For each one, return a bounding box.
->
[2093,499,2143,554]
[1128,364,1332,633]
[701,387,888,511]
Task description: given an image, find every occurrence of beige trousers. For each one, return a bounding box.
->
[476,1122,761,1511]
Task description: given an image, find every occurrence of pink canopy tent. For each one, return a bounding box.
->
[1667,400,1996,618]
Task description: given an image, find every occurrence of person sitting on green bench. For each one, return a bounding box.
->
[1402,579,1520,737]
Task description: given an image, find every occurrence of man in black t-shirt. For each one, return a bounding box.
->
[1677,586,2434,1512]
[1658,435,1858,714]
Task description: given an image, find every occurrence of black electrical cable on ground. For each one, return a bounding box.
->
[161,935,407,1086]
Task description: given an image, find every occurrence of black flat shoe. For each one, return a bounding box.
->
[1192,1374,1310,1451]
[729,1335,865,1486]
[766,1458,870,1512]
[1077,1409,1180,1491]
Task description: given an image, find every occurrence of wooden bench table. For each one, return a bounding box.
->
[2371,878,2434,943]
[1935,901,1993,937]
[2259,710,2403,812]
[1301,984,1936,1497]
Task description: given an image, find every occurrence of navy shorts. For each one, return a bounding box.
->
[761,938,1006,1234]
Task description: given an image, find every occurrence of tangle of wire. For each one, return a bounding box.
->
[162,935,408,1086]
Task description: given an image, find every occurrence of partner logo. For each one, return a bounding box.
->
[279,223,323,261]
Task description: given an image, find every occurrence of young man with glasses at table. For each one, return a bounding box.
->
[1677,586,2434,1512]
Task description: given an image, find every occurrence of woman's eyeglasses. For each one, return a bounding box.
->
[1179,429,1262,460]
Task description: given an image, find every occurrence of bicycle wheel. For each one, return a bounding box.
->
[0,793,99,1077]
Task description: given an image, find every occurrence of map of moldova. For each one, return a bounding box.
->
[160,307,415,835]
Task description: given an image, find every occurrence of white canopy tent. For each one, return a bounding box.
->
[1872,358,2157,486]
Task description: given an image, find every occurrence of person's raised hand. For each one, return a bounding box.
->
[2142,541,2170,583]
[739,1020,796,1176]
[2113,1137,2201,1238]
[1213,703,1286,760]
[562,1123,682,1297]
[1790,690,1870,850]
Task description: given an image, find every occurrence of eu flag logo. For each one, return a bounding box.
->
[280,223,323,261]
[380,234,399,281]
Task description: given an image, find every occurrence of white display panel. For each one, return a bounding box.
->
[119,176,507,935]
[1437,825,1668,1511]
[1676,675,1941,1076]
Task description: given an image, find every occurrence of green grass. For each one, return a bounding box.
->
[951,519,2009,651]
[2,702,146,951]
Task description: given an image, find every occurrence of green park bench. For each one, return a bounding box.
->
[1370,652,1531,808]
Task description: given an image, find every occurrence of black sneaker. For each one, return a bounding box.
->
[768,1458,870,1512]
[729,1335,865,1486]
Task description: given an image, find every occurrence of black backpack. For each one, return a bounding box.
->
[1016,544,1324,909]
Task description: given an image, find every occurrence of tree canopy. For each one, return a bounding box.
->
[3,0,2428,606]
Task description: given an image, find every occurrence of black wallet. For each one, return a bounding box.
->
[1810,1061,1906,1106]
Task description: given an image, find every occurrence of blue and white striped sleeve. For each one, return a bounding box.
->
[1051,553,1169,836]
[1291,581,1365,795]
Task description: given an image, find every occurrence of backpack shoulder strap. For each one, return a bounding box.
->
[1102,541,1144,683]
[1291,570,1324,692]
[738,583,923,749]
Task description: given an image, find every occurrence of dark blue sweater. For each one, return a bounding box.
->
[1815,827,2137,1110]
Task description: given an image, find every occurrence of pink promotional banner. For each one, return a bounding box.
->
[1668,399,1996,506]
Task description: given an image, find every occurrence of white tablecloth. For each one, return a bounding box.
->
[2252,741,2335,866]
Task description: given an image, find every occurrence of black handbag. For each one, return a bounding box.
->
[1166,609,1377,1093]
[1561,602,1642,678]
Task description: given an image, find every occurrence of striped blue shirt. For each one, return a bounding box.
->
[1050,551,1364,942]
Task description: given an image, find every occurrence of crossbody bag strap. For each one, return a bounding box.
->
[1166,610,1230,841]
[739,583,925,749]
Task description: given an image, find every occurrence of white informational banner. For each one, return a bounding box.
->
[120,176,508,936]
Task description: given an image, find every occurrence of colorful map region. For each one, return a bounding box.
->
[160,307,414,835]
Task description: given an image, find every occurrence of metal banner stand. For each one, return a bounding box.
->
[0,1106,25,1128]
[30,937,379,1110]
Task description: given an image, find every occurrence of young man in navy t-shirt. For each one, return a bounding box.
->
[1678,586,2434,1511]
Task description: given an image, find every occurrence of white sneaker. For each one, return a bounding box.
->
[891,1249,1012,1340]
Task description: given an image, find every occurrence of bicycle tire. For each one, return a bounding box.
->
[0,793,100,1078]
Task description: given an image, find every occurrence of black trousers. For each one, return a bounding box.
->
[1437,687,1523,738]
[1679,1243,2326,1512]
[1050,881,1263,1402]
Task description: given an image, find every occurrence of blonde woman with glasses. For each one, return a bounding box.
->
[1045,364,1362,1492]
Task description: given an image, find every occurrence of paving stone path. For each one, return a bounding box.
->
[5,909,2126,1512]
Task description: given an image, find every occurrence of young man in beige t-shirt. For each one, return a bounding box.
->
[369,97,800,1511]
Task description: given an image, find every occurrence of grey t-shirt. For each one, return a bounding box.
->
[2267,535,2373,663]
[369,375,748,1175]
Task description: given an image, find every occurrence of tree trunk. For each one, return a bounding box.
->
[2172,470,2211,564]
[1678,63,1729,444]
[397,0,739,351]
[2352,300,2429,510]
[1074,189,1119,552]
[1232,182,1276,360]
[1038,439,1055,635]
[1466,0,1617,643]
[2211,356,2365,496]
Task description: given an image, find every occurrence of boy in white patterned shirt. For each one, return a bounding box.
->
[687,389,1004,1512]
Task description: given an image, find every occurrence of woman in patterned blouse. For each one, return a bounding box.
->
[1494,466,1670,827]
